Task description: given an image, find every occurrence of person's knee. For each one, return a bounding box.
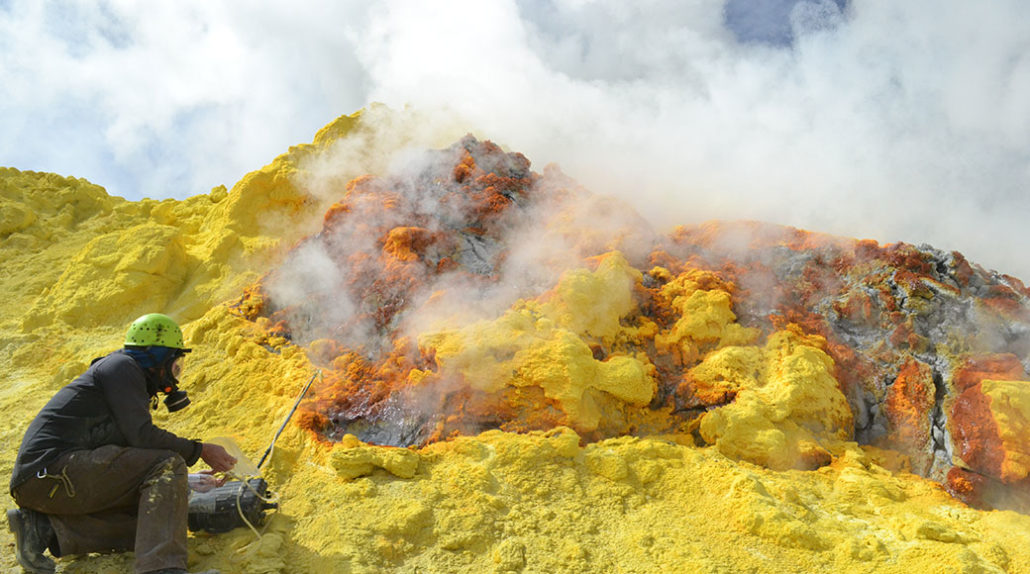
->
[165,453,187,475]
[143,453,187,490]
[163,453,187,480]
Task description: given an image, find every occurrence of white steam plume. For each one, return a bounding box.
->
[2,0,1027,279]
[353,0,1030,279]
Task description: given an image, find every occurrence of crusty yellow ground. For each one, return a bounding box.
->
[980,381,1030,484]
[693,328,854,471]
[2,109,1029,573]
[423,252,655,432]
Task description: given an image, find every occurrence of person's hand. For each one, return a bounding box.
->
[201,443,237,473]
[198,468,228,487]
[188,469,228,493]
[188,472,219,493]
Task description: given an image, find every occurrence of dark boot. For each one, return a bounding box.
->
[6,508,56,574]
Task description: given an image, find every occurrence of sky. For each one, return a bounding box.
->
[1,0,1028,279]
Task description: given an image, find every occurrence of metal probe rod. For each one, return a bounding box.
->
[257,370,320,469]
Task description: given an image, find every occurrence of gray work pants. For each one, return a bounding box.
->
[12,445,190,574]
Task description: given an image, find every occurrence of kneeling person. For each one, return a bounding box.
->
[6,314,236,574]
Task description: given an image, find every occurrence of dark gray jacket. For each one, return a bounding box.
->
[9,351,202,493]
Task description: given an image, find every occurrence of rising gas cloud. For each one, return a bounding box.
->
[1,0,1027,277]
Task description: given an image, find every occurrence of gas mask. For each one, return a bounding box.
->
[161,384,190,412]
[158,356,190,412]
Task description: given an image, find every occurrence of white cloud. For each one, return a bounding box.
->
[353,0,1030,278]
[0,0,369,198]
[1,0,1028,279]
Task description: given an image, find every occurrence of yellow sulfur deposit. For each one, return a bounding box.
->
[542,252,641,342]
[653,267,760,365]
[423,252,655,431]
[695,328,854,470]
[2,110,1030,574]
[981,380,1030,482]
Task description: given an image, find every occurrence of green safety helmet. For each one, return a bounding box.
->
[124,313,191,351]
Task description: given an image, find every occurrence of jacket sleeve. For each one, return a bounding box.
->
[96,355,204,466]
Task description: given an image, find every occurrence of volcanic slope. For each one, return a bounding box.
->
[1,108,1029,573]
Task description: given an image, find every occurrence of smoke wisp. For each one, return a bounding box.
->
[2,0,1028,277]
